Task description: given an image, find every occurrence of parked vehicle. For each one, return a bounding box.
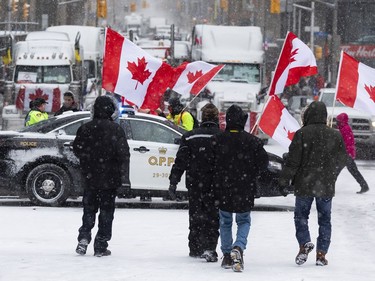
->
[0,111,287,206]
[319,88,375,158]
[1,31,84,130]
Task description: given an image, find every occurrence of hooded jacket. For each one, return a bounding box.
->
[212,105,269,212]
[166,97,195,131]
[336,113,356,159]
[279,101,347,197]
[73,96,130,190]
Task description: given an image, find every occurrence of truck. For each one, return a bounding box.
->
[1,31,84,130]
[124,13,143,38]
[318,88,375,159]
[190,24,268,141]
[46,25,104,110]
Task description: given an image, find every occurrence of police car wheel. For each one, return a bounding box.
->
[25,164,71,206]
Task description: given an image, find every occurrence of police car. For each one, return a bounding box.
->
[0,111,286,206]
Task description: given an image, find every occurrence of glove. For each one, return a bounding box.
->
[279,186,289,197]
[117,182,131,198]
[168,184,177,201]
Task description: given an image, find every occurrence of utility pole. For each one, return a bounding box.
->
[331,0,339,85]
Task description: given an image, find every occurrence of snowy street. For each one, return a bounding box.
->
[0,140,374,281]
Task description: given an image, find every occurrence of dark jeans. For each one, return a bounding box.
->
[294,196,332,253]
[78,189,116,252]
[346,157,369,189]
[188,190,219,255]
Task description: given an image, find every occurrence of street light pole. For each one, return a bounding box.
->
[331,0,338,85]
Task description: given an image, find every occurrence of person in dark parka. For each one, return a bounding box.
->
[169,103,221,262]
[212,104,269,272]
[73,95,130,257]
[279,101,347,266]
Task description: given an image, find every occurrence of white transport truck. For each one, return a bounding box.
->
[190,24,268,141]
[1,31,84,130]
[46,25,104,110]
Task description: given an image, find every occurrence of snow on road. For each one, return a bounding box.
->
[0,140,374,281]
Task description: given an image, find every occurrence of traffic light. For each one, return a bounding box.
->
[12,0,19,14]
[220,0,228,12]
[270,0,280,14]
[130,2,137,12]
[22,2,30,20]
[97,0,107,18]
[315,45,323,60]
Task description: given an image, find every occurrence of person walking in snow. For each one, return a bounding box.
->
[73,96,130,257]
[336,113,369,194]
[279,101,347,267]
[211,104,269,272]
[168,103,221,262]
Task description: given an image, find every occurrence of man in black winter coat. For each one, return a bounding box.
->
[169,103,221,262]
[73,96,130,257]
[279,101,347,266]
[212,104,269,272]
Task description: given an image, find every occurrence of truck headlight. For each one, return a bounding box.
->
[268,160,282,171]
[372,120,375,128]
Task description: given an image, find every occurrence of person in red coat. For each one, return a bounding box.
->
[336,113,369,194]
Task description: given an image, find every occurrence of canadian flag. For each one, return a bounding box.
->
[269,32,317,96]
[170,61,224,96]
[336,51,375,115]
[102,28,173,110]
[258,95,301,148]
[15,87,61,112]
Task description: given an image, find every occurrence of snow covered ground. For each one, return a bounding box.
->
[0,140,374,281]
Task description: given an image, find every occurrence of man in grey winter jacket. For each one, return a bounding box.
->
[279,101,347,266]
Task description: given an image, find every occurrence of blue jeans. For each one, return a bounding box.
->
[294,196,332,253]
[219,210,251,254]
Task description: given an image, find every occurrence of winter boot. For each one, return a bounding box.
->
[357,184,369,194]
[201,250,218,262]
[75,239,89,255]
[230,246,244,272]
[295,242,315,265]
[221,253,233,269]
[316,251,328,266]
[94,249,111,257]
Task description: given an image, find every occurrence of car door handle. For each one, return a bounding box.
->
[63,141,73,149]
[133,146,150,153]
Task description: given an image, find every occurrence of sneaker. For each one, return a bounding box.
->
[221,253,233,269]
[75,239,89,255]
[295,242,315,265]
[316,251,328,266]
[94,249,111,257]
[357,186,369,194]
[201,250,218,262]
[230,246,244,272]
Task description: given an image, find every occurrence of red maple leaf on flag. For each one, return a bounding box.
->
[364,84,375,103]
[187,70,203,84]
[290,48,298,63]
[127,57,152,90]
[29,88,49,101]
[287,130,295,140]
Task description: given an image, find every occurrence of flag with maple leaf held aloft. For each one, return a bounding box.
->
[336,51,375,115]
[268,32,317,96]
[170,61,224,96]
[258,95,300,149]
[102,28,174,110]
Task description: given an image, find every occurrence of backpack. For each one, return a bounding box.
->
[182,111,199,129]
